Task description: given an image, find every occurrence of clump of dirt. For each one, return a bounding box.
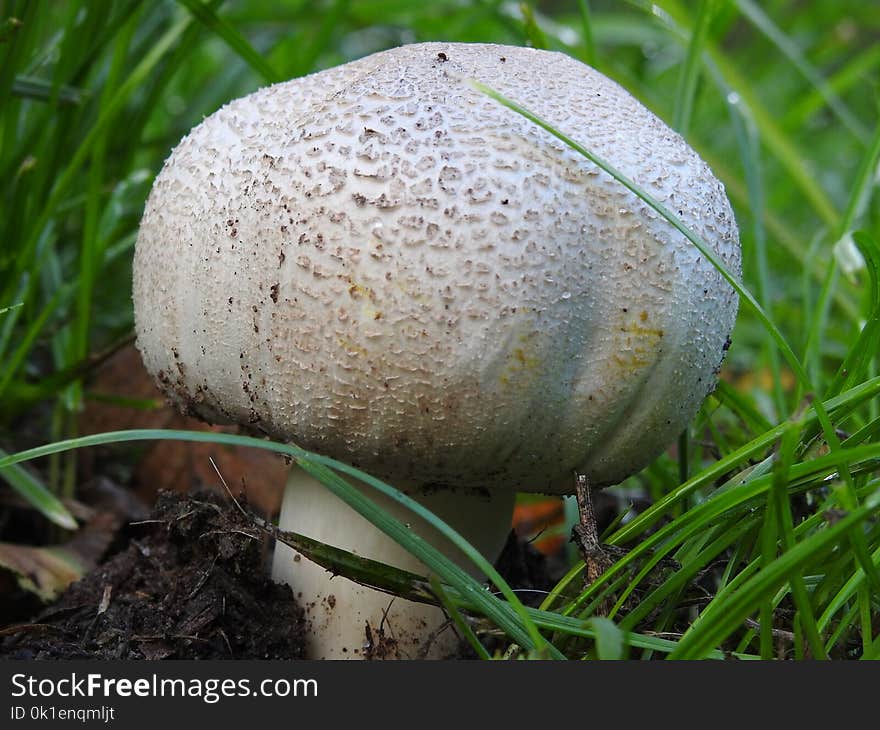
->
[1,487,568,661]
[1,491,306,660]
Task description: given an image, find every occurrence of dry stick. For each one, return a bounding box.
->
[209,457,248,518]
[218,628,234,659]
[574,473,599,552]
[570,474,680,578]
[743,617,796,643]
[571,473,611,586]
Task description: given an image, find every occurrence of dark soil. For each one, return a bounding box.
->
[0,491,306,660]
[1,491,562,660]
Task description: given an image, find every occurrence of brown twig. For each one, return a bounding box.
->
[570,473,611,587]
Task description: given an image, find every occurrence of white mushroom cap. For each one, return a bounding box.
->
[134,42,740,496]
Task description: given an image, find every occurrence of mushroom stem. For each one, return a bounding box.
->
[271,466,515,659]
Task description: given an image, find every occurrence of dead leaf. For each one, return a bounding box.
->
[80,345,288,517]
[0,505,124,603]
[0,543,85,602]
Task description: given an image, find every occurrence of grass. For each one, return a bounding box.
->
[1,0,878,659]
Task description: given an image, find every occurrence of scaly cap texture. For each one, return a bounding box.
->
[134,42,740,493]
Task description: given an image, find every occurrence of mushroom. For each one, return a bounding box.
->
[133,42,740,659]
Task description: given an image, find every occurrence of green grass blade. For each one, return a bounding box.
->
[837,123,880,237]
[826,232,880,398]
[429,575,491,659]
[670,493,880,659]
[783,43,880,133]
[647,0,841,230]
[769,426,827,659]
[296,455,552,655]
[0,303,23,316]
[524,605,756,659]
[732,0,869,145]
[519,3,548,50]
[614,376,880,545]
[727,85,785,417]
[286,0,349,78]
[586,617,625,659]
[576,0,597,67]
[11,75,85,104]
[0,12,192,313]
[0,447,76,530]
[0,286,68,398]
[712,380,772,435]
[177,0,282,84]
[672,0,714,136]
[618,518,754,630]
[758,446,780,658]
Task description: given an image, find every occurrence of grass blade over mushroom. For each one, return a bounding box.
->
[473,80,880,595]
[0,425,783,660]
[0,428,557,657]
[472,80,806,399]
